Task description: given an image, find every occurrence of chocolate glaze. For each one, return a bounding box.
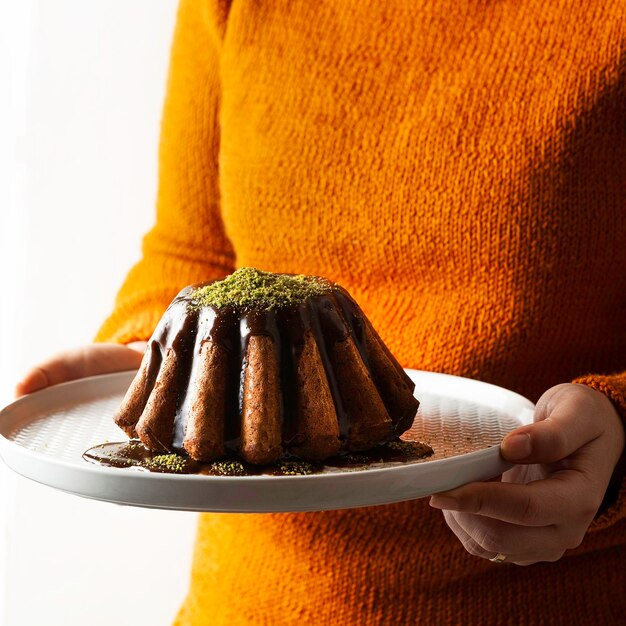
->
[142,281,408,456]
[83,439,435,476]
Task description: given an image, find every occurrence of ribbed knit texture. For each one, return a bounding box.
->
[96,1,626,623]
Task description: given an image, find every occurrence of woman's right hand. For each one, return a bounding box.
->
[15,342,147,398]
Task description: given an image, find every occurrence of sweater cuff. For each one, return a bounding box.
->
[573,374,626,532]
[95,307,165,345]
[94,286,180,344]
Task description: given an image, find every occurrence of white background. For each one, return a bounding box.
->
[0,2,198,624]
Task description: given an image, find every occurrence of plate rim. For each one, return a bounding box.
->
[0,369,535,511]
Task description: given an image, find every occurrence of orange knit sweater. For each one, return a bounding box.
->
[97,1,626,624]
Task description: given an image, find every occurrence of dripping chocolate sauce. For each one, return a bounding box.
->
[146,283,416,452]
[83,439,435,476]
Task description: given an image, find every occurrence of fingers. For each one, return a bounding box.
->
[15,367,51,397]
[501,384,605,465]
[15,343,146,397]
[431,474,594,563]
[434,383,623,565]
[442,510,566,565]
[430,472,600,528]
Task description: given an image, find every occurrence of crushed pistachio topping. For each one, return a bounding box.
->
[209,460,247,476]
[386,440,434,458]
[143,453,187,473]
[119,441,142,457]
[277,461,316,475]
[191,267,331,311]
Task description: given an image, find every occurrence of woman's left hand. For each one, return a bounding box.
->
[430,383,625,565]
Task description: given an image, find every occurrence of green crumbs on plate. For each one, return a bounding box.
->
[191,267,332,311]
[276,461,316,475]
[208,460,247,476]
[143,453,188,473]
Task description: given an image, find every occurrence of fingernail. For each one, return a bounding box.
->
[502,433,532,460]
[429,495,458,510]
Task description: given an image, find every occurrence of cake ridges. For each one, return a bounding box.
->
[112,269,420,465]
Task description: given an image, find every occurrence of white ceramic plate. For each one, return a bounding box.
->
[0,369,534,512]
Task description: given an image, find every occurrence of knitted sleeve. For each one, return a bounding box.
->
[573,372,626,532]
[96,0,234,344]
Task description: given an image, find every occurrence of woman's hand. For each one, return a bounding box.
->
[430,383,625,565]
[15,342,147,397]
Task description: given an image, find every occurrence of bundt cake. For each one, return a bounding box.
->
[113,268,419,465]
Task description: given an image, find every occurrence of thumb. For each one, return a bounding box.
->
[500,383,603,465]
[15,342,145,397]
